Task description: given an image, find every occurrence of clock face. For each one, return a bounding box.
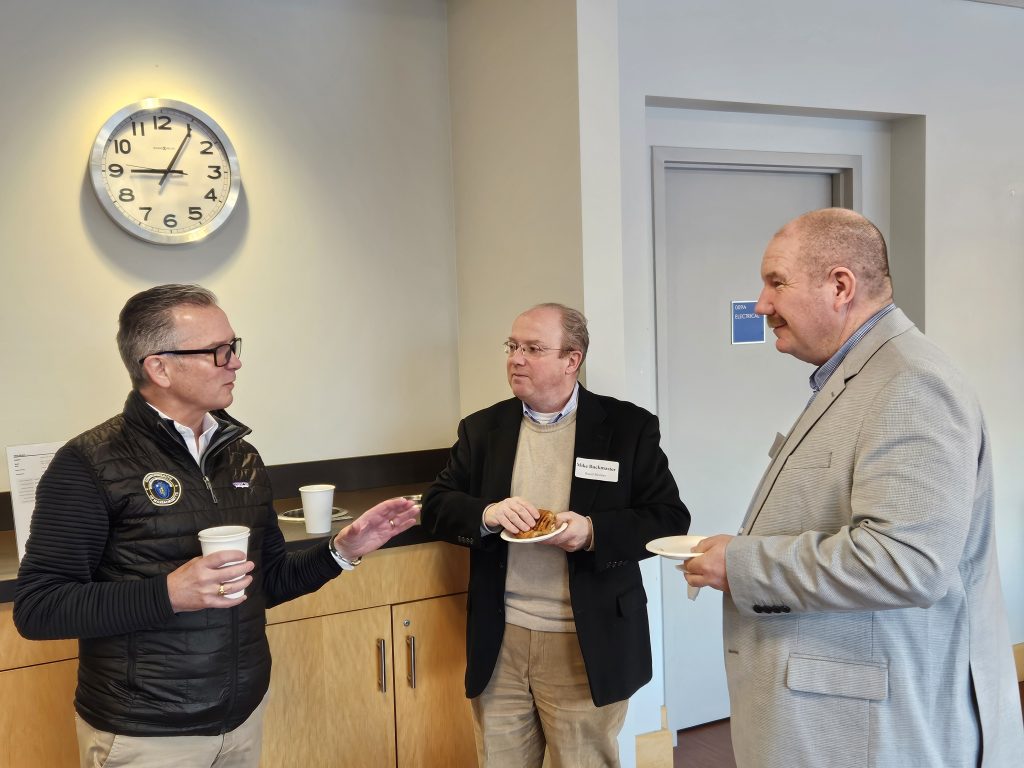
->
[89,99,241,245]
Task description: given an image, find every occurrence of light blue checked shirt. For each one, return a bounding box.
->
[523,381,579,424]
[808,303,896,402]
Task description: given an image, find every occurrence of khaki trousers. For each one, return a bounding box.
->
[75,690,269,768]
[472,623,628,768]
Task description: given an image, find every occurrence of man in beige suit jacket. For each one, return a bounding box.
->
[684,209,1023,767]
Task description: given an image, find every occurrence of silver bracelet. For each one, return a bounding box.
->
[328,536,362,570]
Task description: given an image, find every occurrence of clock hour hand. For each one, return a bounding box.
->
[159,123,192,187]
[129,166,187,175]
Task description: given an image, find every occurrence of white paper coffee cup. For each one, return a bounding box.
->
[198,525,250,599]
[299,484,335,534]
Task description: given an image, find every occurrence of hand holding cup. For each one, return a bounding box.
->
[167,546,254,612]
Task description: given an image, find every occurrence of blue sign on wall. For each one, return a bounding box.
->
[731,301,765,345]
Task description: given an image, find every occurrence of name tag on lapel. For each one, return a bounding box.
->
[575,457,619,482]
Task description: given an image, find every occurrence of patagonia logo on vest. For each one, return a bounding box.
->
[143,472,182,506]
[233,481,249,488]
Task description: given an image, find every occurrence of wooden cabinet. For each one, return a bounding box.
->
[261,590,477,767]
[260,541,475,767]
[263,606,398,767]
[0,603,79,767]
[0,658,79,767]
[392,593,476,767]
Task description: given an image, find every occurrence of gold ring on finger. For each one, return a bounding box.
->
[217,583,226,597]
[389,519,396,528]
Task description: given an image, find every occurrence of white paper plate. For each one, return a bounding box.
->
[501,521,568,544]
[645,535,708,560]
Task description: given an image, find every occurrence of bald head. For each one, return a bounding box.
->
[778,208,892,304]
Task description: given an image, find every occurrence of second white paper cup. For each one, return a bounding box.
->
[299,484,335,534]
[198,525,250,599]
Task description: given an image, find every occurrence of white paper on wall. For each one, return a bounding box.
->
[6,441,66,561]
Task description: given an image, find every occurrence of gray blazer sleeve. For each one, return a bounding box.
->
[726,364,982,616]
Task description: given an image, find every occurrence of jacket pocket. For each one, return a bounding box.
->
[786,653,888,701]
[616,585,647,618]
[782,450,832,470]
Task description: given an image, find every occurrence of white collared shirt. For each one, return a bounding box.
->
[147,404,219,465]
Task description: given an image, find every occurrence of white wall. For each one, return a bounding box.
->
[577,1,671,760]
[605,0,1024,643]
[0,0,459,485]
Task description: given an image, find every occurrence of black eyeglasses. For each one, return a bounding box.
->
[140,337,242,367]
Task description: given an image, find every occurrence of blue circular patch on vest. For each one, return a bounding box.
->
[142,472,183,507]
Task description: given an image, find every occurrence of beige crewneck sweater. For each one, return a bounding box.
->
[505,411,577,633]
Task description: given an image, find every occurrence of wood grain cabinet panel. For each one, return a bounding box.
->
[0,659,78,767]
[393,594,477,767]
[263,594,476,768]
[262,606,397,768]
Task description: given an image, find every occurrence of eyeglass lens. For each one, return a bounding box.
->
[504,341,544,357]
[216,338,241,366]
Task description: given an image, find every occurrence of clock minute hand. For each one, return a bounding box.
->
[159,123,192,188]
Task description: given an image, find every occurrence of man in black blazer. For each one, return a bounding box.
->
[422,303,689,768]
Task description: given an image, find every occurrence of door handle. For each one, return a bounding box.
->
[377,638,387,694]
[407,635,417,689]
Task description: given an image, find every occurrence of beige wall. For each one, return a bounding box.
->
[447,0,584,416]
[0,0,459,487]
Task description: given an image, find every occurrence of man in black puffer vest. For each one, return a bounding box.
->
[14,284,419,768]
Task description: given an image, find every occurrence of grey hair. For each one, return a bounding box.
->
[532,303,590,362]
[117,284,219,388]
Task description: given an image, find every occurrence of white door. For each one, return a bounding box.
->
[654,157,845,731]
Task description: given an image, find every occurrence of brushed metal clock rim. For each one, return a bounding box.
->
[89,98,241,246]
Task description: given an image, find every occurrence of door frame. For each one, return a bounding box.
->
[650,146,861,437]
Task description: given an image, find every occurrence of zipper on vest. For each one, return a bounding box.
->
[204,475,219,504]
[224,609,240,734]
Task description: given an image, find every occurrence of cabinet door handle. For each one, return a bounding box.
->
[406,635,417,689]
[377,638,387,694]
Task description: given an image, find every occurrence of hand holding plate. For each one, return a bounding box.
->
[542,511,591,552]
[484,496,538,534]
[680,534,733,594]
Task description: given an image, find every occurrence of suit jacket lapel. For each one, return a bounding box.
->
[569,386,611,516]
[740,374,846,533]
[484,400,525,498]
[740,309,916,534]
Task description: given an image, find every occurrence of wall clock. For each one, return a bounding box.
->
[89,98,241,245]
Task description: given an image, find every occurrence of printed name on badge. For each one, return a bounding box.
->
[574,457,619,482]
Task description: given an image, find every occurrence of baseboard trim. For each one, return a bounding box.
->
[635,705,674,768]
